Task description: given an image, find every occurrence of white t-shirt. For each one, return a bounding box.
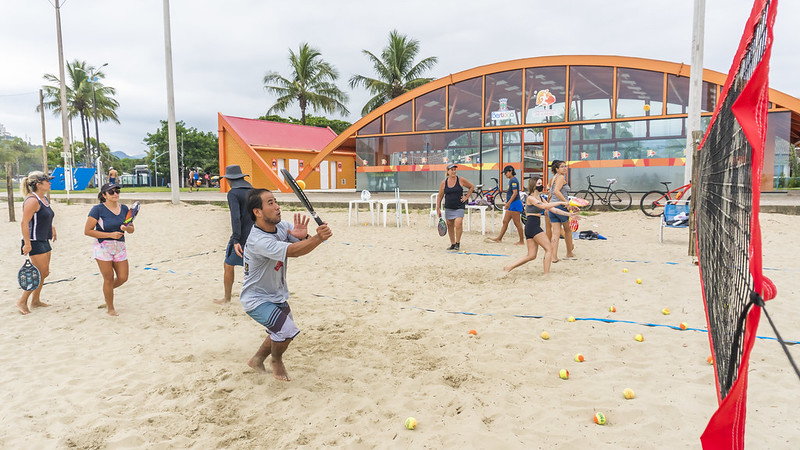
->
[240,222,300,312]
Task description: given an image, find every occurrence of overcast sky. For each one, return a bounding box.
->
[1,0,798,157]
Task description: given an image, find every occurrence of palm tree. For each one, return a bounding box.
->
[349,30,438,116]
[263,43,349,125]
[40,60,119,165]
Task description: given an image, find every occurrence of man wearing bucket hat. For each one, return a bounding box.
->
[215,165,254,304]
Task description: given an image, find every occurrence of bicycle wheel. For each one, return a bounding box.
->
[640,190,667,217]
[491,191,506,211]
[468,191,481,205]
[573,190,595,210]
[609,189,632,211]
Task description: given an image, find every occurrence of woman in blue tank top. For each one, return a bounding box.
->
[16,171,57,315]
[490,165,525,245]
[547,160,576,262]
[503,176,575,275]
[436,163,475,251]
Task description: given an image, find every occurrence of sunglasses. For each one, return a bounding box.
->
[106,188,121,194]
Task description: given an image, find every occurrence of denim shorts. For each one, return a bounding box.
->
[548,205,570,223]
[224,241,243,266]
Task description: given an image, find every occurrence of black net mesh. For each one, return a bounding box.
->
[695,1,770,401]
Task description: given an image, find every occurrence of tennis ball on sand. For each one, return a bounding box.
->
[567,316,576,322]
[297,180,306,189]
[634,334,644,342]
[662,308,670,315]
[594,412,607,425]
[468,329,477,335]
[707,356,714,365]
[559,369,569,380]
[574,353,585,362]
[623,388,635,399]
[609,306,616,312]
[405,417,417,430]
[680,322,688,330]
[622,268,629,273]
[636,278,642,284]
[541,331,550,340]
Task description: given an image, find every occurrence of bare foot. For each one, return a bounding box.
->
[31,301,51,308]
[16,301,31,315]
[247,356,268,373]
[107,309,119,316]
[486,237,501,243]
[551,259,560,263]
[514,241,525,246]
[271,360,291,381]
[566,252,577,258]
[213,298,230,305]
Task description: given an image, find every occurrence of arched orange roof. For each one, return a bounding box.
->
[299,55,800,179]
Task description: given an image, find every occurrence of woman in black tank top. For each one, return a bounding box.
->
[17,171,57,315]
[503,176,575,275]
[436,164,475,251]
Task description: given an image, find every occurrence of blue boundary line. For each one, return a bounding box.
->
[614,258,799,272]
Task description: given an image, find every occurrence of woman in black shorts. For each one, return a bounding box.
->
[503,176,574,275]
[16,171,56,314]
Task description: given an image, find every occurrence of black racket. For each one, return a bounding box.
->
[280,169,323,225]
[18,259,41,291]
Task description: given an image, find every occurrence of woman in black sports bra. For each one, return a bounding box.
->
[503,176,575,275]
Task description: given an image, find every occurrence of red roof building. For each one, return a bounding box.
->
[217,113,355,192]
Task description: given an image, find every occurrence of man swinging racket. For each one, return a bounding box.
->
[240,188,332,381]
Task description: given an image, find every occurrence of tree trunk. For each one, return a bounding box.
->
[6,162,15,222]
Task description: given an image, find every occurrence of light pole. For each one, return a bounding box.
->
[88,62,108,187]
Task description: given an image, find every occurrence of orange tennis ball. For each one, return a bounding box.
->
[623,388,635,399]
[707,356,714,365]
[594,412,607,425]
[609,306,616,312]
[559,369,569,380]
[643,104,651,112]
[634,334,644,342]
[468,329,477,335]
[541,331,550,340]
[296,180,306,190]
[679,322,688,330]
[574,353,584,362]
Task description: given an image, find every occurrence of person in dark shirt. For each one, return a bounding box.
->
[84,183,134,316]
[215,165,254,304]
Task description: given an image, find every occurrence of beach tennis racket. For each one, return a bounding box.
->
[437,217,447,236]
[280,169,323,225]
[568,196,589,208]
[568,205,580,232]
[18,259,41,291]
[123,201,140,225]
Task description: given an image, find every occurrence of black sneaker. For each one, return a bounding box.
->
[447,244,456,250]
[454,243,460,251]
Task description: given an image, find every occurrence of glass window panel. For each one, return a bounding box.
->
[357,116,382,135]
[481,132,500,186]
[569,66,613,121]
[649,117,685,137]
[525,66,567,124]
[666,74,689,115]
[449,77,483,129]
[385,101,413,133]
[415,88,446,131]
[484,70,523,126]
[702,82,717,112]
[616,68,664,118]
[547,128,569,164]
[503,130,522,168]
[523,127,545,180]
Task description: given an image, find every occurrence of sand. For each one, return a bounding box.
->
[1,199,798,448]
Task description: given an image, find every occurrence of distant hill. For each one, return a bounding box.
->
[112,151,145,160]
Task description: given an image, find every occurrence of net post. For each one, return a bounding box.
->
[688,130,702,258]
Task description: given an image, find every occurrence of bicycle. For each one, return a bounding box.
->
[640,181,691,217]
[573,175,632,211]
[468,177,506,211]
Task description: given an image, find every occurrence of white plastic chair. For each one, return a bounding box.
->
[429,193,442,226]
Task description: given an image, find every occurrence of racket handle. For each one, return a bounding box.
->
[311,213,323,226]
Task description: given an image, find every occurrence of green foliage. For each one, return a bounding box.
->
[788,177,800,189]
[1,137,48,176]
[263,43,349,125]
[790,145,800,178]
[256,114,352,135]
[143,120,219,175]
[349,30,438,116]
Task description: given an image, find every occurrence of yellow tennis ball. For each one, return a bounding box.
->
[680,322,688,330]
[634,334,644,342]
[662,308,670,315]
[622,268,628,273]
[297,180,306,190]
[623,388,635,399]
[574,353,584,362]
[636,278,642,284]
[643,104,651,112]
[559,369,569,380]
[405,417,417,430]
[541,331,550,340]
[609,306,616,312]
[594,412,607,425]
[567,316,576,322]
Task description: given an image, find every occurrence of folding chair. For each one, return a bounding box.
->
[429,193,443,226]
[659,200,690,243]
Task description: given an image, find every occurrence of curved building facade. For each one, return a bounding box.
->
[305,55,800,192]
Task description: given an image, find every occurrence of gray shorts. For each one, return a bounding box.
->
[444,208,465,220]
[246,301,300,342]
